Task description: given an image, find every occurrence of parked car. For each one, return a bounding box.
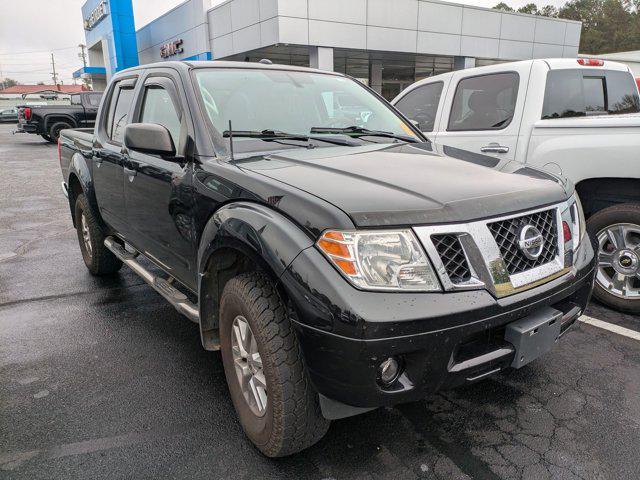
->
[0,107,18,123]
[393,58,640,313]
[58,61,595,457]
[16,91,102,143]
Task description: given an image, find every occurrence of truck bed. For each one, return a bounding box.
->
[527,114,640,182]
[534,113,640,130]
[60,128,94,151]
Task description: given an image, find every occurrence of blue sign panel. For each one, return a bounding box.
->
[82,0,139,77]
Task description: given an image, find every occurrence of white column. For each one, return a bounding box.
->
[309,46,334,71]
[370,62,383,94]
[454,56,476,70]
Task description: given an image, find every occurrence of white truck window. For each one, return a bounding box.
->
[447,73,519,131]
[394,82,444,132]
[542,69,640,119]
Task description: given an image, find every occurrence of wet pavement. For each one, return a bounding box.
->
[1,124,639,480]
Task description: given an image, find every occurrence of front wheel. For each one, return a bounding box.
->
[587,203,640,314]
[219,272,330,457]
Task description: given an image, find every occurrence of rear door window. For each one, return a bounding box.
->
[394,82,444,132]
[106,86,135,143]
[542,69,640,119]
[448,73,519,131]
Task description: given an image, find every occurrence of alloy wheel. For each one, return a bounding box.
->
[596,223,640,300]
[81,212,92,256]
[231,315,267,417]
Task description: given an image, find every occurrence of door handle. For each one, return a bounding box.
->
[124,166,137,178]
[481,143,509,154]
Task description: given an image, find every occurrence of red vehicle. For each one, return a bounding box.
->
[636,77,640,91]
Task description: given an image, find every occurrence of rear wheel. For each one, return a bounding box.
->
[587,203,640,314]
[74,194,122,276]
[48,121,71,143]
[219,272,330,457]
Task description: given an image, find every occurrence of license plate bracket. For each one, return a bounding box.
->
[505,307,562,369]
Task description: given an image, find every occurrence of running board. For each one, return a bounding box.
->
[104,237,200,325]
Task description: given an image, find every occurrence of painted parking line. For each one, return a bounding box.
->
[579,315,640,341]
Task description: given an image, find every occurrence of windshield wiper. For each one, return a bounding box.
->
[222,129,358,147]
[309,126,419,143]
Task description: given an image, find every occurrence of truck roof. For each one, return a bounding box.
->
[392,58,634,101]
[113,60,345,78]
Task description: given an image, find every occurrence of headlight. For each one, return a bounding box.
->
[569,195,586,251]
[316,230,441,291]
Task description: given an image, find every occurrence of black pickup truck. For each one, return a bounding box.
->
[58,61,595,457]
[16,91,102,143]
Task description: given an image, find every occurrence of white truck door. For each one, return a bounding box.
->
[434,63,531,161]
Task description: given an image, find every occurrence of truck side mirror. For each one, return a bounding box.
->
[124,123,176,157]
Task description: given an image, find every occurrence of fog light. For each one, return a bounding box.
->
[378,357,401,386]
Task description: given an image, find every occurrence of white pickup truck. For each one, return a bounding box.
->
[392,58,640,313]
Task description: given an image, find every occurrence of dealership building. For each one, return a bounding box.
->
[76,0,582,97]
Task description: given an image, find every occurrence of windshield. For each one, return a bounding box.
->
[194,68,418,152]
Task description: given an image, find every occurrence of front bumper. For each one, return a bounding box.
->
[279,236,595,410]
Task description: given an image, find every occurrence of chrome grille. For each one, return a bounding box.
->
[431,234,471,284]
[488,209,558,275]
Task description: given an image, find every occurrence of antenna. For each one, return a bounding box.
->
[228,120,234,161]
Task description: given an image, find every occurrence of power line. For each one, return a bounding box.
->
[0,46,78,56]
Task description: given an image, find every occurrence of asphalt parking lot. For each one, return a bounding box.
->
[1,123,639,480]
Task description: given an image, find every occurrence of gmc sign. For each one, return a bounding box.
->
[160,39,184,59]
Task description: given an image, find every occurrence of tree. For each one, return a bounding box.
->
[0,77,18,90]
[494,2,515,11]
[518,3,540,14]
[494,0,640,53]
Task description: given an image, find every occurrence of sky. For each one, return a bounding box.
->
[0,0,569,85]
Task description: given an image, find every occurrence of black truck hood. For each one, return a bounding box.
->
[237,143,571,227]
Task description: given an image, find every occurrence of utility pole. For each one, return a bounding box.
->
[50,53,59,86]
[78,43,91,90]
[78,44,87,68]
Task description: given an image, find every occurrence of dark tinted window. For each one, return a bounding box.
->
[140,86,181,148]
[108,87,134,143]
[583,77,606,114]
[606,70,640,114]
[542,69,640,119]
[86,93,102,107]
[541,70,584,119]
[394,82,443,132]
[448,73,519,131]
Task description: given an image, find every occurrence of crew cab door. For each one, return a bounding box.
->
[122,71,196,288]
[92,76,137,232]
[431,64,530,161]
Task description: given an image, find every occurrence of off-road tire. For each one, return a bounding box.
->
[48,121,72,143]
[74,194,122,276]
[219,272,330,457]
[587,203,640,314]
